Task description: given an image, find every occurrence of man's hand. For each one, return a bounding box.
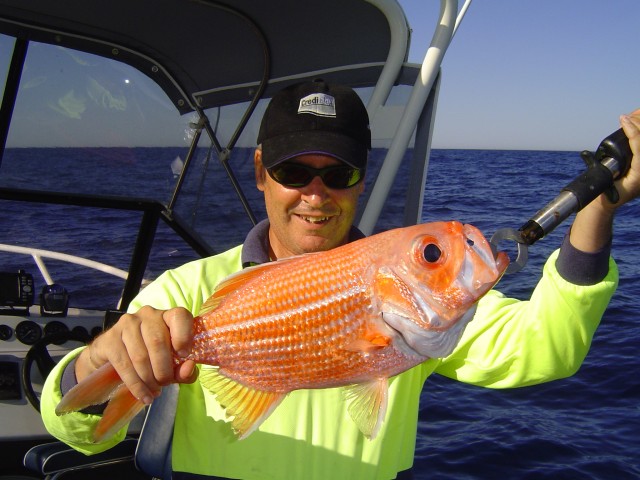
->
[569,109,640,253]
[75,306,197,405]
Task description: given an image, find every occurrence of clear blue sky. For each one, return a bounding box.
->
[4,1,639,151]
[399,0,640,150]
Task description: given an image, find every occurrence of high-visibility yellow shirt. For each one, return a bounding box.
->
[41,245,617,479]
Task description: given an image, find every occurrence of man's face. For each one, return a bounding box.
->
[255,150,365,259]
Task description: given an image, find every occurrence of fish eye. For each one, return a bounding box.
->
[423,243,442,263]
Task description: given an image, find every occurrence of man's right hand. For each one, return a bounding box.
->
[74,306,198,405]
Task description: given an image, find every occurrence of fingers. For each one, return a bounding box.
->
[83,306,196,405]
[93,306,164,404]
[615,111,640,206]
[175,360,198,384]
[621,112,640,144]
[136,307,174,389]
[162,307,194,358]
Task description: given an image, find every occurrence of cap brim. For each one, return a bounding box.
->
[261,130,367,169]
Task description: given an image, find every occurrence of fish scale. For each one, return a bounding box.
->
[56,221,509,441]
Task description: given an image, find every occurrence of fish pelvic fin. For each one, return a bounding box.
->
[199,367,286,439]
[93,384,145,443]
[344,378,389,440]
[55,362,123,415]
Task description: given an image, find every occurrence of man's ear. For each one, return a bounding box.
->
[255,148,266,191]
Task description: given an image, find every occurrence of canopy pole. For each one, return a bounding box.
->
[358,0,459,234]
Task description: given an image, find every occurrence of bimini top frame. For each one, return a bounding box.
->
[0,0,470,234]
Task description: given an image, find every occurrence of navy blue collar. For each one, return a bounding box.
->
[241,219,366,268]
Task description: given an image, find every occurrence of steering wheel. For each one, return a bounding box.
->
[21,330,91,412]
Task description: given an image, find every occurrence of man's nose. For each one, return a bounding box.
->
[300,175,330,205]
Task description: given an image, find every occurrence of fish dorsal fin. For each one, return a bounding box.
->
[199,264,269,315]
[343,378,389,440]
[199,256,307,316]
[199,367,286,439]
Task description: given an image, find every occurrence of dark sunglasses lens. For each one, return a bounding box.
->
[323,167,362,189]
[270,164,313,187]
[269,163,363,189]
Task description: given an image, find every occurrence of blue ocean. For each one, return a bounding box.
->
[1,147,639,479]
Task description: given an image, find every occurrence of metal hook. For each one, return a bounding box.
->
[490,227,529,274]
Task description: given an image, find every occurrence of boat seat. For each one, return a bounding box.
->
[23,437,139,479]
[23,384,179,479]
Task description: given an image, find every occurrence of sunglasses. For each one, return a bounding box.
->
[267,162,364,189]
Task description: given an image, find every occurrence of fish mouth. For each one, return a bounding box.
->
[382,304,478,359]
[462,224,509,293]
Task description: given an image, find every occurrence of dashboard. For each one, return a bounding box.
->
[0,308,104,438]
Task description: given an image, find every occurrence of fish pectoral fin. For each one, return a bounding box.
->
[344,333,392,354]
[200,367,286,439]
[56,362,123,415]
[94,384,145,443]
[343,378,389,440]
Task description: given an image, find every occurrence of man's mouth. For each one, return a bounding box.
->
[298,215,331,224]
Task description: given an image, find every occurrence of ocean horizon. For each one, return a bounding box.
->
[1,146,638,479]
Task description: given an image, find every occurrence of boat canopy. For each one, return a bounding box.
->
[0,0,467,305]
[0,0,417,113]
[1,0,472,235]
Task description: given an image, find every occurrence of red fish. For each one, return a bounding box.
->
[56,221,509,441]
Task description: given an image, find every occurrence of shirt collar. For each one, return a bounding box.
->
[241,219,366,268]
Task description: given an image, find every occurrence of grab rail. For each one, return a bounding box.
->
[0,187,214,310]
[0,243,134,285]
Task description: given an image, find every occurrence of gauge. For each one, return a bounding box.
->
[91,326,103,339]
[44,320,70,345]
[0,324,13,341]
[15,320,43,345]
[71,325,89,341]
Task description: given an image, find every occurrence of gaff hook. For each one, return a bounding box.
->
[489,227,528,275]
[490,127,632,275]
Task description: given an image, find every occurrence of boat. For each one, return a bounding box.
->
[0,0,472,477]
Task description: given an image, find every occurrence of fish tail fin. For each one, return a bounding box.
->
[93,384,145,442]
[56,362,145,443]
[344,378,389,440]
[55,362,123,415]
[199,367,285,439]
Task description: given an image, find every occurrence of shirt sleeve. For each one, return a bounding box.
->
[40,347,128,455]
[38,267,194,455]
[555,230,612,285]
[435,249,618,388]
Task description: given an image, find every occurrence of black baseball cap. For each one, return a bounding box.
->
[257,80,371,169]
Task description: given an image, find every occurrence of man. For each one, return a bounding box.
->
[42,80,640,479]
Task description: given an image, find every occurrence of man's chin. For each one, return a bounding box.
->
[295,239,332,254]
[293,232,344,255]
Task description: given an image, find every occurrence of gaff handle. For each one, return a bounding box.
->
[518,128,632,246]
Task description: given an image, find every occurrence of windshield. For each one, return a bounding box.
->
[0,38,212,308]
[0,36,417,310]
